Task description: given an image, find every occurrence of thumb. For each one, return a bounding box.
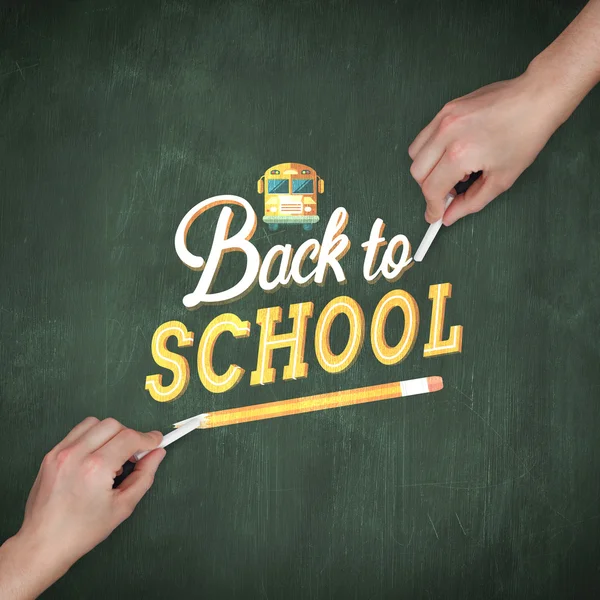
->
[116,448,166,514]
[442,176,500,226]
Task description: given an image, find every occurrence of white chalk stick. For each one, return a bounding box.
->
[414,193,455,262]
[172,414,205,429]
[134,415,202,461]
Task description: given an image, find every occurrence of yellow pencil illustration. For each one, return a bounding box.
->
[173,376,443,430]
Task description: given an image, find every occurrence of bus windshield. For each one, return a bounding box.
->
[292,179,314,194]
[268,179,289,194]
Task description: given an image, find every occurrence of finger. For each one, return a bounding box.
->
[115,448,166,512]
[409,134,446,186]
[95,428,162,469]
[53,417,100,452]
[442,175,500,226]
[421,154,468,223]
[408,111,444,159]
[73,418,126,454]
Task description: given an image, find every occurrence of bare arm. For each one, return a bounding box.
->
[409,0,600,225]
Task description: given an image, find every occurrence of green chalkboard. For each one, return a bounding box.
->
[1,1,599,598]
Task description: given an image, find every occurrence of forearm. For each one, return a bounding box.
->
[527,0,600,126]
[0,532,67,600]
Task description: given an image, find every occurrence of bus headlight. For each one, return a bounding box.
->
[304,206,311,213]
[269,206,277,213]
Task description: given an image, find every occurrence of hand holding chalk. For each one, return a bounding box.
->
[407,64,575,225]
[113,416,201,487]
[413,172,482,262]
[1,418,165,599]
[414,193,454,262]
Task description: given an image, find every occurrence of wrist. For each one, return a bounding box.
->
[0,530,71,599]
[524,9,600,127]
[522,54,582,129]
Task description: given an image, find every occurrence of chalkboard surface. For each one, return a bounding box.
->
[1,1,599,598]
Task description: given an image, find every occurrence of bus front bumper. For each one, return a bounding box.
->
[263,216,320,224]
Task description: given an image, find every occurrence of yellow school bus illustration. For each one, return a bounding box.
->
[257,162,324,231]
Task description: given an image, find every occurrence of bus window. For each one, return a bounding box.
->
[268,179,289,194]
[292,179,314,194]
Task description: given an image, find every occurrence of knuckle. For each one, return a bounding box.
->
[119,428,139,446]
[42,450,56,467]
[83,416,100,426]
[422,182,442,209]
[118,428,143,450]
[409,161,423,184]
[440,100,458,114]
[438,113,460,133]
[101,417,121,430]
[55,447,74,468]
[83,454,105,476]
[147,430,162,445]
[421,179,435,200]
[446,140,470,162]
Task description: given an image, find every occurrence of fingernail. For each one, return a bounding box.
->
[157,448,167,463]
